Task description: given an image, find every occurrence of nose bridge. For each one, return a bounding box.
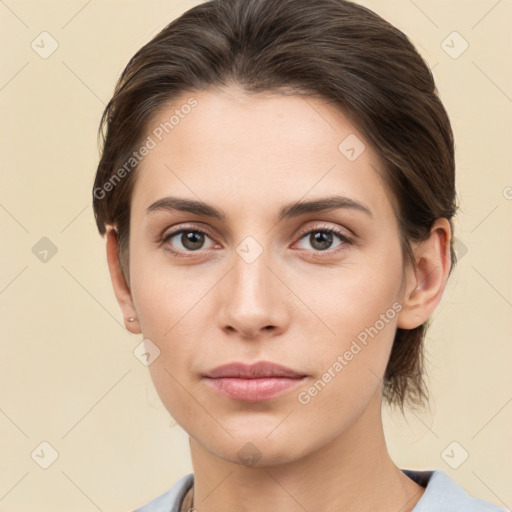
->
[218,234,286,336]
[231,241,274,306]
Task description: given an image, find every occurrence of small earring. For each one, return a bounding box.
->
[127,317,136,323]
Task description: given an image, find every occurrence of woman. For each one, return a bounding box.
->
[92,0,506,510]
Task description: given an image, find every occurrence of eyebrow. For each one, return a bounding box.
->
[145,195,373,221]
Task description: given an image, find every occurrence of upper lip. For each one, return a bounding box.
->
[203,361,306,379]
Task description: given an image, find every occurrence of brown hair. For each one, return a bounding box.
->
[93,0,457,410]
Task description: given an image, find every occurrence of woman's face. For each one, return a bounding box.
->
[126,86,409,465]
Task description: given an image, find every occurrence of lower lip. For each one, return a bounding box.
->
[204,377,306,402]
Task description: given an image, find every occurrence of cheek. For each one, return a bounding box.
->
[305,299,399,409]
[303,245,403,341]
[128,251,214,412]
[299,251,403,401]
[129,244,209,338]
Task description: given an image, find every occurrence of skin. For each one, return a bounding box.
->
[106,86,452,512]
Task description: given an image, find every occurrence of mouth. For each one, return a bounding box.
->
[202,361,307,402]
[203,376,307,402]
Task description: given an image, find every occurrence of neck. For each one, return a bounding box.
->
[188,390,425,512]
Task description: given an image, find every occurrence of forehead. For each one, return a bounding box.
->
[131,87,395,221]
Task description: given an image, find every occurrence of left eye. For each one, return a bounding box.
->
[295,228,349,252]
[163,229,216,252]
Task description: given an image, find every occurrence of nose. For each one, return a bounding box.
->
[217,251,290,340]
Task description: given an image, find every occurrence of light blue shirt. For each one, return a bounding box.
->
[133,469,508,511]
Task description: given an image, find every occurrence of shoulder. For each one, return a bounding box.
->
[132,473,194,512]
[403,469,508,512]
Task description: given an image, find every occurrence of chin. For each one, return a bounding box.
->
[225,438,303,468]
[200,425,307,467]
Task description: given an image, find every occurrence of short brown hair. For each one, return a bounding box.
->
[93,0,457,410]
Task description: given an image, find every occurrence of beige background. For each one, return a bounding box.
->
[0,0,511,511]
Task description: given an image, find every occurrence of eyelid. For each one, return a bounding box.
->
[294,222,354,243]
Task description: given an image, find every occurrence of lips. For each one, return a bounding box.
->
[202,361,307,402]
[202,361,306,379]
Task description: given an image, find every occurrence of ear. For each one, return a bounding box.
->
[397,218,452,329]
[105,228,141,334]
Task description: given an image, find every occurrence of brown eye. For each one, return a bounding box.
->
[162,228,216,253]
[181,231,206,250]
[309,231,334,251]
[294,227,353,254]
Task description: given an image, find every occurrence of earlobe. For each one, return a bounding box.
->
[397,218,452,330]
[105,229,141,334]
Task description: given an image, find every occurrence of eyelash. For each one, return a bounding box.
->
[160,224,354,258]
